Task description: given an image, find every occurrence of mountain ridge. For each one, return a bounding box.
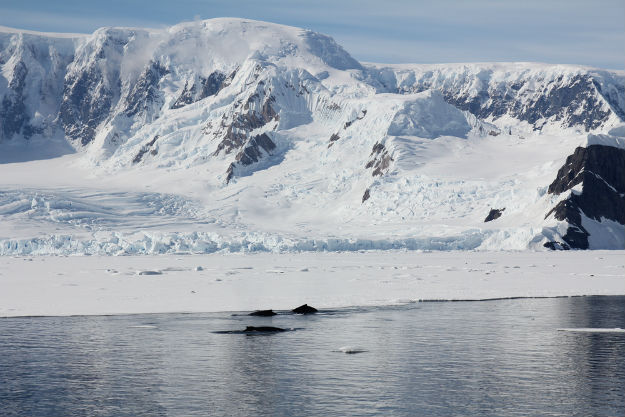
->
[0,18,624,252]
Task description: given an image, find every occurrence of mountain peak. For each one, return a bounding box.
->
[162,17,361,71]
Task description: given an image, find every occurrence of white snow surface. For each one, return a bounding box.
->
[0,18,623,256]
[1,250,623,317]
[1,130,617,254]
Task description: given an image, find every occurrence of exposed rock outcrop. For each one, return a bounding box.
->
[58,29,132,146]
[0,60,28,140]
[362,143,394,204]
[132,135,160,164]
[344,109,366,129]
[124,61,168,119]
[327,133,340,148]
[225,133,277,183]
[170,71,227,109]
[60,65,116,146]
[365,142,393,176]
[362,188,371,203]
[0,32,75,142]
[544,145,625,249]
[484,208,505,222]
[213,94,279,157]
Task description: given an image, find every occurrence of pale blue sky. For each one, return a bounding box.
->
[0,0,623,69]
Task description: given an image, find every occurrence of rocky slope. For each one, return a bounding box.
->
[543,139,625,249]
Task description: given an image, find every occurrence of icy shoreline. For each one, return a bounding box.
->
[1,250,623,317]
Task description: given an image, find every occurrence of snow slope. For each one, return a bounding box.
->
[0,18,624,254]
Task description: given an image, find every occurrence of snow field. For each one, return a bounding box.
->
[0,127,619,253]
[1,250,623,317]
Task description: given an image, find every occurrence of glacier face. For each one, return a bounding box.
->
[0,18,624,254]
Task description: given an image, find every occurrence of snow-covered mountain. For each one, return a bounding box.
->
[0,18,623,254]
[365,63,624,133]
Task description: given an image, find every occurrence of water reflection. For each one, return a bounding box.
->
[556,296,625,416]
[1,316,168,416]
[1,296,624,417]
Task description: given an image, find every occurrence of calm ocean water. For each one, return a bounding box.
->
[1,296,624,416]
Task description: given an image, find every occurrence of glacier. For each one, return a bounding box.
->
[1,18,624,255]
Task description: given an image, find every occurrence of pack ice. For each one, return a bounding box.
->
[1,18,624,255]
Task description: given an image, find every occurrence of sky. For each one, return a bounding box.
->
[0,0,623,69]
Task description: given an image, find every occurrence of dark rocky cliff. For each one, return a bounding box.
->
[544,145,625,249]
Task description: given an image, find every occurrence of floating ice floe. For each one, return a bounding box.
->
[557,328,625,333]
